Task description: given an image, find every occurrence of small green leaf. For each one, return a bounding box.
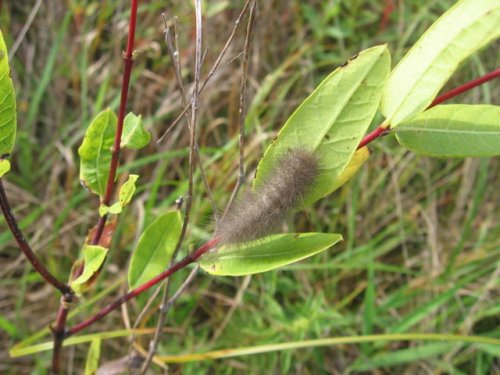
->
[128,211,182,290]
[70,245,108,296]
[97,174,138,216]
[78,108,117,196]
[98,202,122,217]
[381,0,500,126]
[395,104,500,157]
[254,45,390,207]
[0,159,10,177]
[199,233,342,276]
[119,174,138,207]
[121,113,150,149]
[0,30,17,158]
[84,338,101,375]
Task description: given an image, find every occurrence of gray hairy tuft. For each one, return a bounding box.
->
[216,148,319,245]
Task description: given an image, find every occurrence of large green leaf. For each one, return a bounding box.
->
[199,233,342,276]
[78,109,117,196]
[120,112,151,149]
[70,245,108,296]
[254,45,389,207]
[128,211,182,290]
[380,0,500,127]
[395,105,500,157]
[0,30,17,165]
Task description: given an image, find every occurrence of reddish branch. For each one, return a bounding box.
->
[66,238,220,337]
[357,67,500,150]
[0,180,71,295]
[51,1,138,373]
[91,0,138,245]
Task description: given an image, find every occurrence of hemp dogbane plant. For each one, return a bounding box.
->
[0,0,499,373]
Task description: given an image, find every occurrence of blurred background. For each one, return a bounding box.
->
[1,1,499,373]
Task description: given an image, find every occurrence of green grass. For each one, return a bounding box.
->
[1,0,499,374]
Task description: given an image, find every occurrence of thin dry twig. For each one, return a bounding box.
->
[139,1,203,372]
[8,0,44,59]
[158,0,254,142]
[221,0,257,220]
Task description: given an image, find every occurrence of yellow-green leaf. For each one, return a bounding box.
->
[121,113,150,149]
[381,0,500,127]
[84,338,101,375]
[71,245,108,296]
[78,109,117,196]
[0,30,17,159]
[254,45,390,207]
[0,158,10,177]
[395,104,500,157]
[128,211,182,290]
[199,233,342,276]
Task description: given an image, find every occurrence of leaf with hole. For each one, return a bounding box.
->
[380,0,500,127]
[128,211,182,290]
[0,30,17,161]
[121,113,150,149]
[78,109,117,196]
[395,105,500,157]
[254,45,389,207]
[70,245,108,296]
[199,232,342,276]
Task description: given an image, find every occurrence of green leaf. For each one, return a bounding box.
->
[70,245,108,296]
[98,202,122,217]
[380,0,500,127]
[128,211,182,290]
[199,233,342,276]
[120,112,150,149]
[0,30,17,158]
[254,45,390,207]
[0,158,10,177]
[395,105,500,157]
[97,174,138,216]
[84,338,101,375]
[119,174,138,207]
[78,108,117,196]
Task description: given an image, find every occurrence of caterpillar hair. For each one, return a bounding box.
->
[216,148,319,245]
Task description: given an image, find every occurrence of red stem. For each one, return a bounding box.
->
[91,0,138,245]
[357,67,500,149]
[51,293,73,374]
[430,67,500,107]
[0,180,71,295]
[50,2,138,372]
[66,238,220,337]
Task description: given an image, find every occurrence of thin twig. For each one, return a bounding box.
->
[139,2,204,371]
[0,180,70,294]
[162,13,219,222]
[221,0,257,219]
[158,0,253,143]
[8,0,43,59]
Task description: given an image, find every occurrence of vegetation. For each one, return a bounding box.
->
[0,1,498,373]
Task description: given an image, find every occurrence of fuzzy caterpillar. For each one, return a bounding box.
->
[216,148,319,245]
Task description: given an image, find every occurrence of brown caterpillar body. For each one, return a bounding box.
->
[217,148,319,245]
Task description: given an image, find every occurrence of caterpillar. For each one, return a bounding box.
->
[216,148,319,245]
